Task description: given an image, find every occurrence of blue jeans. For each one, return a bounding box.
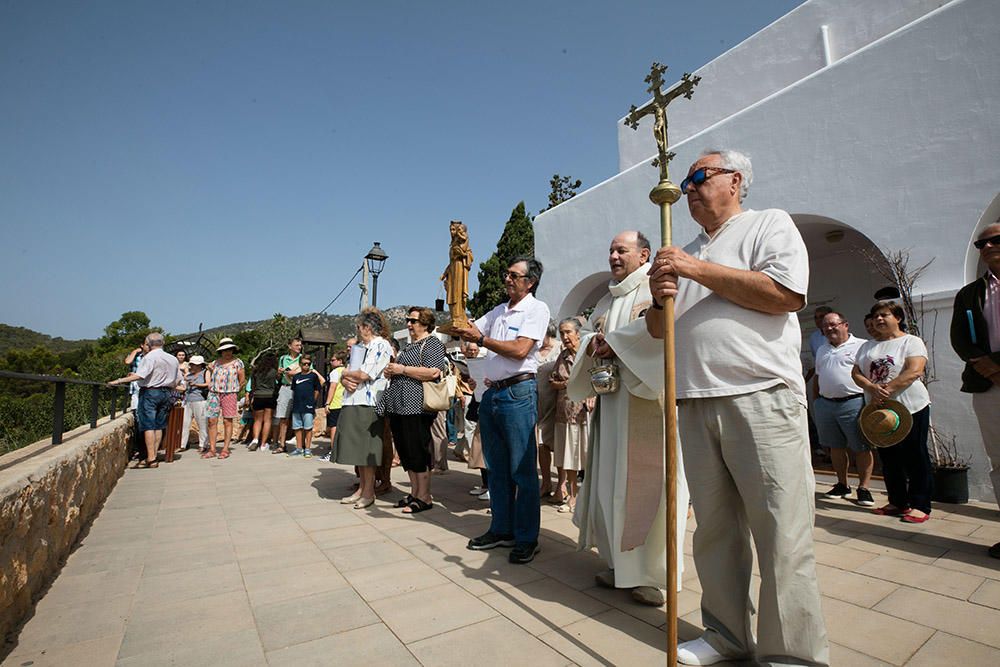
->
[479,379,540,544]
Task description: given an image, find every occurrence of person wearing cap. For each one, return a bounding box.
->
[950,221,1000,558]
[813,311,874,506]
[109,332,181,468]
[852,300,932,522]
[179,355,210,452]
[204,337,245,460]
[453,256,551,565]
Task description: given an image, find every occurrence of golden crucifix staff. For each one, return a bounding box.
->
[624,62,699,667]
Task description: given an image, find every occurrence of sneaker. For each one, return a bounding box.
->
[271,446,285,455]
[855,487,875,507]
[677,637,728,666]
[478,490,490,501]
[988,542,1000,559]
[287,448,304,457]
[261,443,270,452]
[468,486,484,495]
[508,542,540,564]
[467,531,516,550]
[823,482,851,499]
[318,453,331,462]
[303,449,312,459]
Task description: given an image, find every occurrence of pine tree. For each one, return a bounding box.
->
[468,202,535,318]
[541,174,582,213]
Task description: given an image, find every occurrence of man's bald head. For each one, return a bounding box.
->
[608,230,651,281]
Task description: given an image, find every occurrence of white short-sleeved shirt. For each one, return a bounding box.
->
[815,334,866,398]
[135,348,181,389]
[674,208,810,404]
[854,334,931,413]
[474,293,551,382]
[342,337,391,407]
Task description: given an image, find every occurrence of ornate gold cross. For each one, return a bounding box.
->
[624,62,700,183]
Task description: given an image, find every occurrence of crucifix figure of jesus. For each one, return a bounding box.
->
[624,63,700,183]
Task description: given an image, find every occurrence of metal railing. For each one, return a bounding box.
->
[0,370,128,445]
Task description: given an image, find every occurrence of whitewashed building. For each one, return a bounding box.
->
[535,0,1000,500]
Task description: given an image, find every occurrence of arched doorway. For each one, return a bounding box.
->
[557,271,612,321]
[793,214,891,478]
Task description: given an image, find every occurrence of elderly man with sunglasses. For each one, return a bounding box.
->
[950,221,1000,559]
[646,149,828,666]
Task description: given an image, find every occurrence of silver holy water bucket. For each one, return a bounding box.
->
[589,360,620,395]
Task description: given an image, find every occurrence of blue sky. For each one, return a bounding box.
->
[0,0,805,339]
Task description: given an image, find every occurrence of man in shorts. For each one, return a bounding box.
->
[109,333,180,468]
[288,355,324,458]
[814,310,875,506]
[274,337,303,454]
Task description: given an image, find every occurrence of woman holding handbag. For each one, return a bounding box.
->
[381,306,449,513]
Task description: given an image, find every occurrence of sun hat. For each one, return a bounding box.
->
[859,399,913,447]
[216,337,239,353]
[189,355,207,366]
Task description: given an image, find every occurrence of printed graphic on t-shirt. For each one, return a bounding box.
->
[868,356,895,384]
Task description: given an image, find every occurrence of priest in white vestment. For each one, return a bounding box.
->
[566,230,689,607]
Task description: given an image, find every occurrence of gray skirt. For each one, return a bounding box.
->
[333,405,385,466]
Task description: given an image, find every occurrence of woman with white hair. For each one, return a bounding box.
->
[335,309,392,509]
[548,317,591,512]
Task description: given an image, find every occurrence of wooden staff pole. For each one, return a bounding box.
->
[651,180,682,666]
[624,62,699,667]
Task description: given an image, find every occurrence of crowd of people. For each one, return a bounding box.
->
[104,149,1000,667]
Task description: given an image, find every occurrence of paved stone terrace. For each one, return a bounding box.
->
[3,445,1000,666]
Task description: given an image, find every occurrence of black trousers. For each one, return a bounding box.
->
[877,406,933,513]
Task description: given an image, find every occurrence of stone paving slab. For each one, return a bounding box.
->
[3,445,1000,666]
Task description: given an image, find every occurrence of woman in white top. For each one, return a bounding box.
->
[851,301,933,523]
[334,308,392,509]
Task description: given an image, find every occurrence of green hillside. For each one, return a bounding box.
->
[0,324,94,355]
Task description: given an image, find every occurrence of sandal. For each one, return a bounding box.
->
[201,451,216,459]
[353,497,375,510]
[402,498,433,514]
[394,494,414,508]
[340,492,363,505]
[218,450,231,460]
[133,459,159,469]
[873,504,907,516]
[374,481,393,496]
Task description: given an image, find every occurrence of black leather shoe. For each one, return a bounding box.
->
[989,542,1000,559]
[508,542,540,564]
[467,531,516,550]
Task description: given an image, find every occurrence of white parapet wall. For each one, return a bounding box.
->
[0,415,134,641]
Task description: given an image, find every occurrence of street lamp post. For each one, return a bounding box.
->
[364,242,388,308]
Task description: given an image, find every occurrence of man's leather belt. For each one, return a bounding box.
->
[820,393,863,403]
[492,373,535,389]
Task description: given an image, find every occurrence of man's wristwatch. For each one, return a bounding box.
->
[477,335,485,347]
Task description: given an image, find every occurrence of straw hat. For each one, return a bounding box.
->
[189,355,207,366]
[859,399,912,447]
[216,337,239,353]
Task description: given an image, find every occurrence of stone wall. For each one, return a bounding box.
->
[0,415,133,641]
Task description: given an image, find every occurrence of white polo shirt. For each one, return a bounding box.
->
[815,334,866,398]
[134,348,181,389]
[674,208,810,405]
[475,293,550,382]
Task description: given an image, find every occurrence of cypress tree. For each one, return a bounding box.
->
[468,202,534,318]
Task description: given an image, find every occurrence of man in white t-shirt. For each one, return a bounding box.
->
[814,310,874,506]
[453,257,551,565]
[647,149,828,666]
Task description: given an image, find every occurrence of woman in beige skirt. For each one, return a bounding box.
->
[548,318,592,513]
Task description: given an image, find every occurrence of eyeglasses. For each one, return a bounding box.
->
[821,321,846,331]
[973,234,1000,250]
[680,167,736,195]
[405,318,420,324]
[503,271,528,281]
[301,362,311,366]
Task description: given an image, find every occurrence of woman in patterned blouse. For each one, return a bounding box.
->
[382,307,449,513]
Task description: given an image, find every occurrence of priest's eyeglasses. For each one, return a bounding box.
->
[973,234,1000,250]
[680,167,736,194]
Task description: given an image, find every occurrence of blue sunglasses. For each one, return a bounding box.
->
[680,167,736,194]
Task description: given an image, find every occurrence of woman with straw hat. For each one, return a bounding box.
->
[851,301,933,523]
[205,337,245,460]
